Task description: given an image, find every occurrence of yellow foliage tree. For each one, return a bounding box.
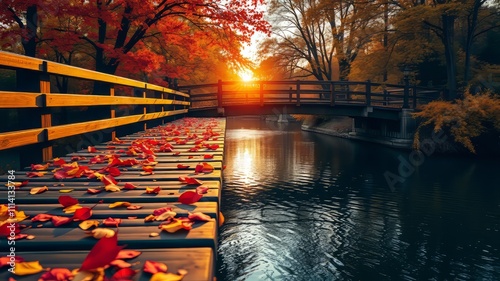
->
[413,92,500,153]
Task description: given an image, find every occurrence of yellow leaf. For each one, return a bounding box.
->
[105,184,121,192]
[91,228,115,239]
[150,272,185,281]
[15,210,28,222]
[159,220,183,233]
[30,186,48,195]
[63,204,82,214]
[108,202,131,209]
[79,220,100,230]
[72,268,105,281]
[13,261,44,276]
[59,189,74,193]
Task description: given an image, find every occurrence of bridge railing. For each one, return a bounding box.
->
[0,51,190,162]
[179,80,442,110]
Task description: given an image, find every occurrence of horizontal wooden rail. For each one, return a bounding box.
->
[0,51,191,161]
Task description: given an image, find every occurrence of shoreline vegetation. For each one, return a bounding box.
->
[291,92,500,157]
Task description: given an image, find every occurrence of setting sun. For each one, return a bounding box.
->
[238,69,254,81]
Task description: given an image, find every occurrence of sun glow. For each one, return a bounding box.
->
[238,69,254,82]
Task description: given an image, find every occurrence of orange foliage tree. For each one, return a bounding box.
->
[413,92,500,153]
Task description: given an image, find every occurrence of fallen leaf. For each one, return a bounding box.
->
[140,171,154,176]
[31,163,49,171]
[110,259,132,268]
[201,162,214,173]
[73,207,92,221]
[63,204,82,214]
[219,212,225,227]
[127,205,142,210]
[52,158,67,166]
[87,146,97,153]
[52,216,73,227]
[116,250,141,260]
[59,189,74,193]
[188,212,213,222]
[26,235,35,240]
[105,184,121,192]
[80,232,124,271]
[143,260,168,274]
[178,176,203,186]
[58,195,79,207]
[123,182,138,190]
[153,207,173,216]
[149,232,159,237]
[12,261,44,276]
[90,228,116,239]
[150,272,185,281]
[26,172,46,178]
[178,191,203,205]
[39,268,73,281]
[0,256,24,268]
[31,213,53,222]
[30,186,48,195]
[87,188,103,194]
[103,217,122,227]
[196,186,209,195]
[79,220,100,230]
[203,154,214,159]
[111,268,136,280]
[109,202,132,209]
[176,164,190,170]
[145,186,161,194]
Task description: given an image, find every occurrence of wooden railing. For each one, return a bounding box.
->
[0,51,190,161]
[180,80,442,110]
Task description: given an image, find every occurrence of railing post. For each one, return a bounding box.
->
[383,89,388,106]
[260,81,264,106]
[40,61,52,161]
[110,85,116,140]
[143,84,147,131]
[296,80,300,106]
[365,80,371,106]
[217,79,223,107]
[330,81,335,106]
[412,85,417,109]
[403,77,410,109]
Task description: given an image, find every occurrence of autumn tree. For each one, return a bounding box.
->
[260,0,381,81]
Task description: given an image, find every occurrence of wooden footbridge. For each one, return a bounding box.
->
[0,51,441,280]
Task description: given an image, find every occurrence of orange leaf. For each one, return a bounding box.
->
[116,250,141,260]
[188,212,213,222]
[31,213,53,222]
[80,233,124,271]
[87,188,103,194]
[31,163,49,171]
[202,162,214,173]
[39,268,72,281]
[30,186,48,194]
[146,186,161,194]
[178,191,203,205]
[26,172,46,178]
[103,217,122,227]
[110,259,132,268]
[123,182,137,190]
[196,186,209,194]
[111,268,136,280]
[51,216,72,227]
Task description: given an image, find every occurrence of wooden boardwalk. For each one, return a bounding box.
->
[0,117,225,281]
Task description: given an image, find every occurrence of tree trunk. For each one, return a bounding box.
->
[442,14,457,100]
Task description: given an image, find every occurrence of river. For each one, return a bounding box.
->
[217,117,500,281]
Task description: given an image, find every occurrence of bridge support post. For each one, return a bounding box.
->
[400,109,415,139]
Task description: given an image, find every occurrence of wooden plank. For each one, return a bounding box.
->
[2,180,221,190]
[0,128,45,150]
[14,202,218,218]
[0,248,214,281]
[8,222,217,251]
[52,155,224,163]
[47,109,188,140]
[0,188,220,204]
[0,50,41,71]
[0,92,41,108]
[45,94,190,107]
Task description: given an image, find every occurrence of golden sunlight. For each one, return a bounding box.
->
[238,69,254,82]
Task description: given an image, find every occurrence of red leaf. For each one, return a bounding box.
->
[143,260,168,274]
[202,162,214,173]
[176,164,190,170]
[103,217,122,227]
[178,176,203,185]
[195,163,203,173]
[31,213,54,222]
[145,186,161,194]
[73,207,92,221]
[58,195,79,207]
[203,154,214,159]
[101,175,117,186]
[196,186,209,195]
[106,167,121,177]
[88,146,97,153]
[0,223,19,237]
[26,172,45,178]
[123,182,137,190]
[52,158,67,166]
[188,212,212,222]
[39,268,72,281]
[0,256,24,268]
[111,268,136,280]
[153,207,173,216]
[178,191,203,205]
[31,163,49,171]
[80,233,124,271]
[51,216,72,227]
[115,250,141,260]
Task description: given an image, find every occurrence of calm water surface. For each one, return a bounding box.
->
[217,117,500,281]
